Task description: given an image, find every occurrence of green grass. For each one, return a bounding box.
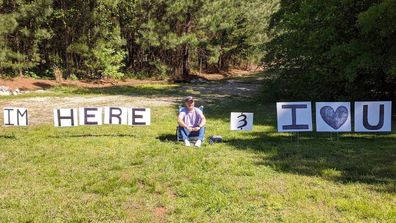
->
[0,83,395,222]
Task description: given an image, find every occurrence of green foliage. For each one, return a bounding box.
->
[93,40,126,79]
[0,0,276,79]
[265,0,396,101]
[0,0,53,76]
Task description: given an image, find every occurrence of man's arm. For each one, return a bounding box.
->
[198,114,206,128]
[192,114,206,132]
[178,113,187,127]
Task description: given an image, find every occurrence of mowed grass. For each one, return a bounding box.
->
[0,83,395,222]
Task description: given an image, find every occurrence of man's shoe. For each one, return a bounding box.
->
[184,140,191,147]
[195,140,202,148]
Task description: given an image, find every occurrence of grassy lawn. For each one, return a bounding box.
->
[0,82,395,222]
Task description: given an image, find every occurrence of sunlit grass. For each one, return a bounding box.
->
[0,84,395,222]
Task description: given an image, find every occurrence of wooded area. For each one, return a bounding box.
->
[0,0,276,80]
[265,0,396,101]
[0,0,395,101]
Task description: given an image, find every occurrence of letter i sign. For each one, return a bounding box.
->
[3,108,29,126]
[276,102,313,132]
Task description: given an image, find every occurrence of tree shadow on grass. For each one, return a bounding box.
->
[202,96,277,126]
[198,81,396,192]
[224,131,396,192]
[49,134,137,138]
[156,133,177,142]
[0,135,17,139]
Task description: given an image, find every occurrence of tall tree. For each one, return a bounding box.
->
[1,0,276,79]
[0,0,52,76]
[265,0,396,101]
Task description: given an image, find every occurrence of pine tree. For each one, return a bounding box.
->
[1,0,277,79]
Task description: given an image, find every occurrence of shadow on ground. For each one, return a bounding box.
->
[44,73,396,192]
[224,131,395,190]
[33,82,53,89]
[49,133,138,138]
[156,133,177,142]
[189,80,396,192]
[0,135,17,139]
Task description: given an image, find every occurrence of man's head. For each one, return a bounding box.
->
[184,96,195,110]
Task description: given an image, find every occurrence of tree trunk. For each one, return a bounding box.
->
[199,57,202,75]
[64,29,71,78]
[127,35,135,70]
[178,12,192,79]
[182,43,189,78]
[16,37,23,77]
[61,0,71,79]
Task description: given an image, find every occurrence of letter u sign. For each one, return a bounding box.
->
[354,102,392,132]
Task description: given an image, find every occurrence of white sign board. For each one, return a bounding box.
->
[54,108,78,127]
[3,108,28,126]
[79,108,103,126]
[104,107,128,125]
[316,102,351,132]
[230,112,254,131]
[128,108,151,126]
[277,102,312,132]
[354,101,392,132]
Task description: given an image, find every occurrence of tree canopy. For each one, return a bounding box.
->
[0,0,277,79]
[265,0,396,101]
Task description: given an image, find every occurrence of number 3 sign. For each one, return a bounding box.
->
[230,112,254,131]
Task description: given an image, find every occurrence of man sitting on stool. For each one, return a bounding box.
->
[178,96,206,147]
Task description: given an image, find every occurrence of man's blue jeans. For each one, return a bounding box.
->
[179,127,205,141]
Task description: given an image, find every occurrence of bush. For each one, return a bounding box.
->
[265,0,396,102]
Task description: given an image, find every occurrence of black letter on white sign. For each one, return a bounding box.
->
[4,108,13,126]
[84,108,98,125]
[17,109,28,126]
[109,107,122,124]
[363,104,384,130]
[282,104,309,130]
[132,108,146,126]
[57,109,75,127]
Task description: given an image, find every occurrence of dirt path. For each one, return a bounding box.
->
[0,75,265,125]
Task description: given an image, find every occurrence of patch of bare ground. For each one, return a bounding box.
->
[0,96,178,125]
[0,70,266,125]
[0,77,168,91]
[0,69,262,91]
[154,206,167,222]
